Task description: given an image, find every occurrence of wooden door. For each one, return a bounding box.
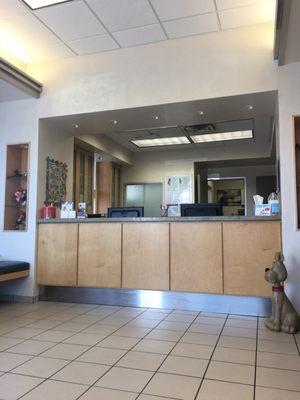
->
[223,221,281,296]
[170,222,223,293]
[78,223,122,288]
[36,223,78,286]
[122,222,169,290]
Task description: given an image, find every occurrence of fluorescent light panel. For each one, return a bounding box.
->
[22,0,71,9]
[190,130,253,143]
[132,136,190,147]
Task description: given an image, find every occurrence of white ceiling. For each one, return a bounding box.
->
[0,0,276,64]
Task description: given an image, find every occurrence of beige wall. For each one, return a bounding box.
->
[27,23,277,119]
[278,62,300,311]
[37,121,74,211]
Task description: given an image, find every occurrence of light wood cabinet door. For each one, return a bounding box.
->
[122,222,169,290]
[223,221,281,297]
[37,224,78,286]
[78,223,121,288]
[170,222,223,294]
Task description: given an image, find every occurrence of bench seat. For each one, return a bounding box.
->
[0,261,30,282]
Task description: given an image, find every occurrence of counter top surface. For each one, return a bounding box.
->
[37,216,281,223]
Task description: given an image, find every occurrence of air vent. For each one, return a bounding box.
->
[182,124,217,135]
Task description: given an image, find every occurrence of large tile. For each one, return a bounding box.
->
[146,329,183,342]
[196,379,253,400]
[32,330,73,343]
[68,315,102,324]
[95,366,153,393]
[156,321,190,332]
[117,351,165,371]
[80,386,137,400]
[225,318,257,329]
[200,313,227,319]
[12,356,68,378]
[165,314,195,323]
[7,340,54,355]
[78,346,126,365]
[20,379,87,400]
[127,319,160,329]
[181,332,218,346]
[255,386,300,400]
[83,324,117,335]
[218,336,256,351]
[143,372,200,400]
[258,339,298,355]
[63,333,105,346]
[256,366,300,391]
[258,329,295,342]
[206,360,254,385]
[257,351,300,371]
[97,335,140,350]
[213,347,255,365]
[52,361,110,385]
[26,320,62,330]
[41,343,89,360]
[139,395,177,400]
[0,337,23,351]
[0,373,43,400]
[172,342,214,359]
[194,317,225,326]
[159,355,208,377]
[113,327,151,338]
[0,353,32,372]
[188,324,222,335]
[3,327,45,339]
[53,321,90,332]
[133,339,175,354]
[222,326,256,339]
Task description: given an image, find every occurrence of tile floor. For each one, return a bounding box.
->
[0,301,299,399]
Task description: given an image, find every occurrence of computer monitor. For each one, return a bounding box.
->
[180,203,223,217]
[108,207,144,218]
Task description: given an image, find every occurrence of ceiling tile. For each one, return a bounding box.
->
[26,41,74,62]
[150,0,215,21]
[34,0,106,41]
[86,0,158,32]
[112,24,166,48]
[163,13,219,39]
[216,0,268,11]
[68,34,119,55]
[0,13,60,45]
[0,0,29,20]
[219,1,276,30]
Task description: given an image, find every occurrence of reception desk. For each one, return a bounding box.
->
[36,217,281,297]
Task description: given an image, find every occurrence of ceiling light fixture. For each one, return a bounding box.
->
[0,33,33,64]
[72,124,79,129]
[190,130,253,143]
[246,105,254,110]
[197,111,204,115]
[110,120,118,125]
[21,0,71,10]
[131,136,190,148]
[153,115,159,120]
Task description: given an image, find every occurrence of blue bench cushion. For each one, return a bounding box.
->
[0,261,30,275]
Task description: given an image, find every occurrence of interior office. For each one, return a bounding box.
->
[0,0,300,398]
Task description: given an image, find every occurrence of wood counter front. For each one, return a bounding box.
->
[36,219,281,297]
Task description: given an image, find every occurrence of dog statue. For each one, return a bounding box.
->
[264,252,299,333]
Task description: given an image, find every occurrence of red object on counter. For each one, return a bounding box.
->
[41,203,56,219]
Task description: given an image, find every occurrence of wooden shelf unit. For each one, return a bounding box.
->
[4,143,29,231]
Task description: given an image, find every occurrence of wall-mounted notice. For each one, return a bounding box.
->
[165,175,192,215]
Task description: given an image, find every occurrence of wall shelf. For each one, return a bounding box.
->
[4,143,29,231]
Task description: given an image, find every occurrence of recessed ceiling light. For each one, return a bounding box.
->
[246,105,254,110]
[131,137,190,148]
[72,123,79,129]
[21,0,71,10]
[153,115,159,120]
[190,130,253,143]
[197,111,204,115]
[110,120,118,125]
